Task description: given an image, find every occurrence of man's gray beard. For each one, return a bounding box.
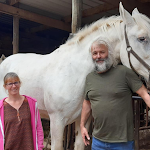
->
[94,56,113,73]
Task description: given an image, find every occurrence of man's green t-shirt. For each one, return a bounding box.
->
[84,65,143,142]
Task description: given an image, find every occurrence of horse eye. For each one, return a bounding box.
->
[138,37,146,42]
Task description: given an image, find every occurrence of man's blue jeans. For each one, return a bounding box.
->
[92,137,134,150]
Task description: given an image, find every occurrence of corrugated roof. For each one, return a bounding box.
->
[0,0,119,30]
[20,0,71,17]
[19,0,106,17]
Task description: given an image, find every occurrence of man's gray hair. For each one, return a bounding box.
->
[90,38,118,67]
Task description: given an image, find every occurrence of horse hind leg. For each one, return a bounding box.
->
[49,114,66,150]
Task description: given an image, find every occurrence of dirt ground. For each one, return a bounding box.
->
[42,119,150,150]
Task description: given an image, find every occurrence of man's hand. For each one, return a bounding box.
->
[81,126,90,146]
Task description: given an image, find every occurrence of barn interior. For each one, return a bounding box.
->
[1,0,150,57]
[1,1,150,150]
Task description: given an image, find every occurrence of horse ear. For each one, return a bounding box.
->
[119,2,135,27]
[132,8,140,16]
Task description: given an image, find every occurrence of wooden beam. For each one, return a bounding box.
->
[98,0,114,5]
[82,3,117,18]
[0,3,70,32]
[138,0,150,2]
[29,2,115,33]
[72,0,82,33]
[10,1,20,54]
[27,25,51,33]
[6,0,20,6]
[0,26,58,44]
[64,3,117,23]
[13,16,19,54]
[96,0,150,15]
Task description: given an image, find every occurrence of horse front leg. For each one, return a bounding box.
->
[74,115,92,150]
[50,114,65,150]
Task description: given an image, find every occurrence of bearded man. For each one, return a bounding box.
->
[80,38,150,150]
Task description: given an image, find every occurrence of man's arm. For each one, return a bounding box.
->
[136,84,150,108]
[80,99,91,146]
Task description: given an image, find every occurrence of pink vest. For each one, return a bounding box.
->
[0,95,44,150]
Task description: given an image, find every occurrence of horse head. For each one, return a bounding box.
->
[119,2,150,86]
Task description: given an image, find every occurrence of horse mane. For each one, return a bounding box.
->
[66,15,122,45]
[65,11,150,46]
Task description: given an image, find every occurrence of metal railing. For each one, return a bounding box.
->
[133,96,150,150]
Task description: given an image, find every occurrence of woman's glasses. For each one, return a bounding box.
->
[6,82,20,87]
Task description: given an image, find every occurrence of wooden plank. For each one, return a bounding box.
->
[138,0,150,2]
[13,16,19,54]
[0,3,71,32]
[98,0,114,5]
[6,0,20,5]
[97,0,150,14]
[83,0,100,7]
[42,0,71,8]
[27,25,51,33]
[64,3,117,23]
[91,0,104,5]
[82,3,117,18]
[21,0,71,17]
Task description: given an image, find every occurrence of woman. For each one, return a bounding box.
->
[0,72,44,150]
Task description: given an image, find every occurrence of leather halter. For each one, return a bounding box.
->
[124,25,150,89]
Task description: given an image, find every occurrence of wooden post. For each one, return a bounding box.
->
[13,16,19,54]
[134,100,140,150]
[72,0,82,33]
[64,1,83,149]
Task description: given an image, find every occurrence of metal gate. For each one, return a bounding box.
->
[133,96,150,150]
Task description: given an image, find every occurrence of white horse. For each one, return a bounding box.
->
[0,2,150,150]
